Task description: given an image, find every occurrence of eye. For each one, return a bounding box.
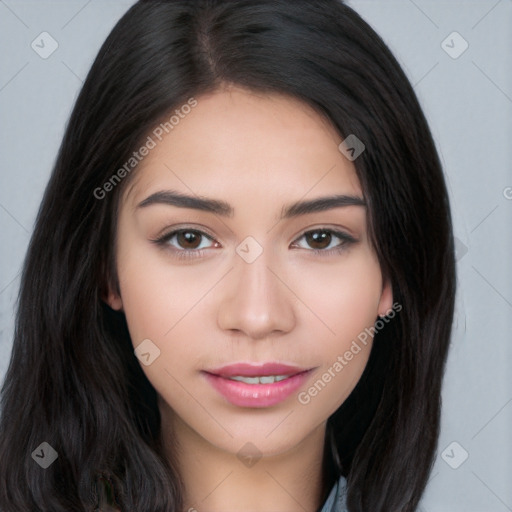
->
[292,228,356,255]
[152,228,217,252]
[151,226,357,261]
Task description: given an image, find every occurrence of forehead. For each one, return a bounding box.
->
[123,86,363,210]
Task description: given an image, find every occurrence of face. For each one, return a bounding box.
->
[107,85,392,458]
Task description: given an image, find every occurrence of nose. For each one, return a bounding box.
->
[216,246,296,340]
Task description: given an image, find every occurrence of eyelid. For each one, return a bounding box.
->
[152,222,217,241]
[295,226,357,242]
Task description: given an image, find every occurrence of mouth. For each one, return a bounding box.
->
[223,374,292,384]
[202,362,314,408]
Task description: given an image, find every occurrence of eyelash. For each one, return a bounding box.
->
[151,227,357,261]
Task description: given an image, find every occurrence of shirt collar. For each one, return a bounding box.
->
[318,474,349,512]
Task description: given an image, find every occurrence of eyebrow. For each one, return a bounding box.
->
[136,189,366,219]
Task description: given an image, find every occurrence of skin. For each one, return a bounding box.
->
[106,84,393,512]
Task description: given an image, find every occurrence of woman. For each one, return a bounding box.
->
[0,1,456,511]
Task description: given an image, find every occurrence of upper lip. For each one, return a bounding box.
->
[205,362,311,378]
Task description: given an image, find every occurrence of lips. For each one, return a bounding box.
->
[202,362,314,408]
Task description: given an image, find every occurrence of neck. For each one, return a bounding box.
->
[159,401,329,512]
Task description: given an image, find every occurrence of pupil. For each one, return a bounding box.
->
[179,231,200,249]
[307,231,330,249]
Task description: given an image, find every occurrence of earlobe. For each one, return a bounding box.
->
[104,290,123,312]
[377,276,393,318]
[101,270,123,311]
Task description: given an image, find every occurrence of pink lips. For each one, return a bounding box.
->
[202,362,313,408]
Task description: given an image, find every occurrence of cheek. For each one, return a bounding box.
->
[115,242,211,344]
[117,266,172,344]
[290,252,381,404]
[115,251,206,402]
[291,250,382,343]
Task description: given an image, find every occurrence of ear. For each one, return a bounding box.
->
[100,257,123,311]
[104,289,123,311]
[102,277,123,311]
[377,275,393,318]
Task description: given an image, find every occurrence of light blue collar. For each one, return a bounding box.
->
[319,474,349,512]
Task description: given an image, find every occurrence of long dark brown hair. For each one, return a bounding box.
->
[0,1,456,510]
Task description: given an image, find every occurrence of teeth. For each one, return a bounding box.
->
[228,375,291,384]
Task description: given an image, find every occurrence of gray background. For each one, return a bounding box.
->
[1,1,511,511]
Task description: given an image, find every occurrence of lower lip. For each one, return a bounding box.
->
[202,370,312,408]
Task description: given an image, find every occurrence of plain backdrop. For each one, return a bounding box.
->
[0,1,511,511]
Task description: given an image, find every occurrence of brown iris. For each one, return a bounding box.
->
[176,230,203,249]
[304,230,332,250]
